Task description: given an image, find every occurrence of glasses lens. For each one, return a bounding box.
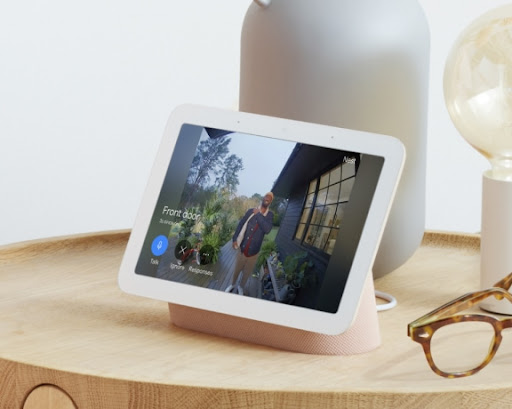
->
[430,320,495,374]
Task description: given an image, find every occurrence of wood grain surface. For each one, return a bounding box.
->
[1,230,511,408]
[23,385,76,409]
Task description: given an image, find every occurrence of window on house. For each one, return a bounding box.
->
[294,158,357,255]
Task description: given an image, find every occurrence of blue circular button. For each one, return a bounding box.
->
[151,235,168,256]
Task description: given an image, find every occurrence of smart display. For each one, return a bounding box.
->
[119,105,404,335]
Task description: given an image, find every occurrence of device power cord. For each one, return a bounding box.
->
[375,290,397,312]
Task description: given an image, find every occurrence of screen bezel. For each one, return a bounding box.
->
[118,104,404,335]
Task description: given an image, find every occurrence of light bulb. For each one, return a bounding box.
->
[444,5,512,181]
[444,5,512,314]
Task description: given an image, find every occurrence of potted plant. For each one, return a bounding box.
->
[256,240,278,271]
[282,251,315,289]
[200,232,222,264]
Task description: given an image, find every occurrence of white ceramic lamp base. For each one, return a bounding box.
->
[239,0,430,278]
[480,172,512,314]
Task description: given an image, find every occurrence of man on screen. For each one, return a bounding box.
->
[225,192,274,295]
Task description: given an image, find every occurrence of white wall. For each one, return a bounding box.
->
[0,0,510,246]
[422,0,511,234]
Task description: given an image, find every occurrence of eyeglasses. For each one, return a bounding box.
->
[407,272,512,378]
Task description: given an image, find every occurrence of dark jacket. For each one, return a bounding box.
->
[232,208,274,257]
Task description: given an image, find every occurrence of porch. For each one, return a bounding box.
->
[155,238,263,297]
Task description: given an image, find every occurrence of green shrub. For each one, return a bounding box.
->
[283,251,315,288]
[256,240,278,270]
[201,232,222,264]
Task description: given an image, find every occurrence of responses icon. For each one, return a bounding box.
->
[198,244,214,265]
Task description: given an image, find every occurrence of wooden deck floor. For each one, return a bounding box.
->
[155,238,261,297]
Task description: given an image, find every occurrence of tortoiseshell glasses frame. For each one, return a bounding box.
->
[407,272,512,378]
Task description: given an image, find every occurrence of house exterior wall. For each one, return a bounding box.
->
[275,184,329,309]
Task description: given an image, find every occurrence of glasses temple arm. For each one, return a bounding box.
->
[412,289,512,326]
[493,272,512,291]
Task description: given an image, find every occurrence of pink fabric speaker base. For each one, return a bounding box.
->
[168,274,380,355]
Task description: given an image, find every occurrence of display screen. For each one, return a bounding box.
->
[135,124,384,313]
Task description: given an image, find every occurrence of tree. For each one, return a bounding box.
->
[188,137,230,191]
[269,196,288,226]
[251,193,263,202]
[200,191,238,254]
[215,154,244,194]
[184,136,243,206]
[228,195,261,220]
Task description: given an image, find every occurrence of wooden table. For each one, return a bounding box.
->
[1,230,511,408]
